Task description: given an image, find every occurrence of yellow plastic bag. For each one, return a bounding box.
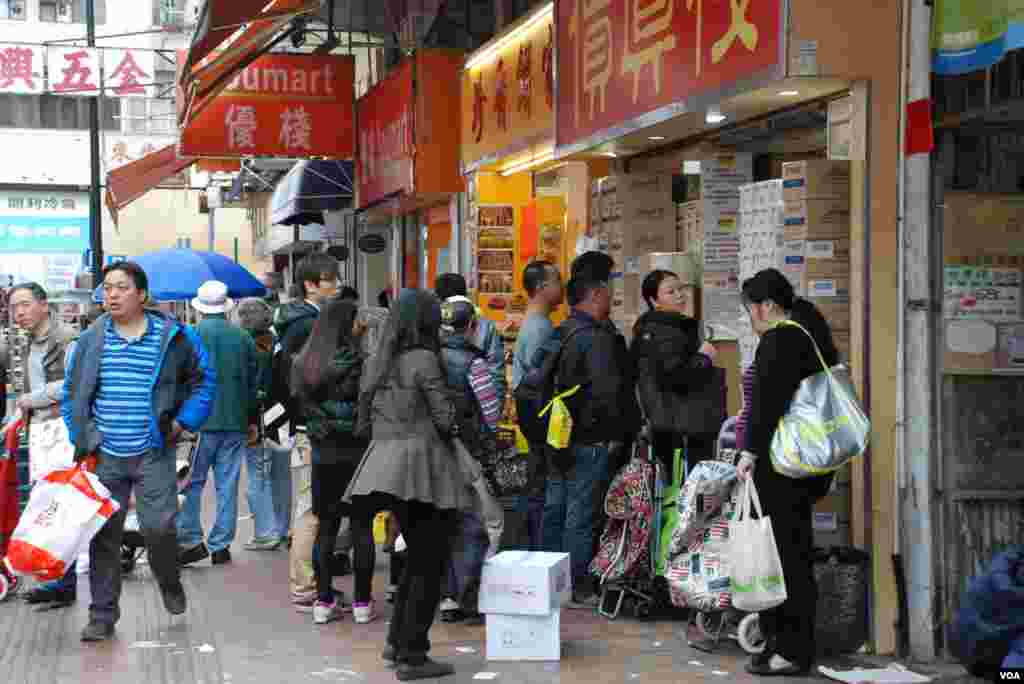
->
[538,385,581,451]
[515,425,530,455]
[373,512,390,545]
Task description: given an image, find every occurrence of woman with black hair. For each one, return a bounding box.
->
[344,289,468,681]
[631,269,720,475]
[291,299,373,626]
[735,268,838,677]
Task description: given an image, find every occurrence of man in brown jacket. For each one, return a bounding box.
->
[8,282,79,607]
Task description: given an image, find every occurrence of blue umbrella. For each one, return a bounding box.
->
[93,248,267,303]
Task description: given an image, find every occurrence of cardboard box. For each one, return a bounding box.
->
[782,160,851,201]
[486,612,561,661]
[783,198,850,241]
[479,551,571,616]
[639,252,700,285]
[815,482,851,522]
[806,295,851,331]
[621,174,676,256]
[781,238,851,278]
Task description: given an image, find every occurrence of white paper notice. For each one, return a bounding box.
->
[944,266,1022,322]
[946,320,997,354]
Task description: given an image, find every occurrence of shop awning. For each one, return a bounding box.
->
[179,0,321,129]
[271,160,354,226]
[105,145,195,226]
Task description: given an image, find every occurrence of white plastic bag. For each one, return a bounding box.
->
[728,479,787,612]
[28,416,76,484]
[5,465,119,581]
[454,438,503,557]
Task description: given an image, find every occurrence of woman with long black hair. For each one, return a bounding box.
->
[291,299,373,626]
[345,289,469,681]
[735,268,838,677]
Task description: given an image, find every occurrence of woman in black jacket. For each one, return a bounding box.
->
[631,269,719,474]
[291,299,374,626]
[736,268,838,677]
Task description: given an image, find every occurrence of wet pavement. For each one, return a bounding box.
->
[0,501,974,683]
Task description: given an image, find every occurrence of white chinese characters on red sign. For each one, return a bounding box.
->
[222,104,315,153]
[103,49,156,98]
[46,46,100,96]
[0,44,45,95]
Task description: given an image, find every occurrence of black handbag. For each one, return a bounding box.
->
[637,363,726,437]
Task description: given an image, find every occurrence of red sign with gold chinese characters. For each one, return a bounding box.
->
[180,54,355,159]
[555,0,785,154]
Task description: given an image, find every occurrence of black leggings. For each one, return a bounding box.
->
[346,502,377,603]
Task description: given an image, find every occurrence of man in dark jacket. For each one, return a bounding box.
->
[178,281,260,567]
[435,273,507,405]
[542,264,639,607]
[62,261,216,642]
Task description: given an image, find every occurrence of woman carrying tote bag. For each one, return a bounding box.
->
[735,269,837,677]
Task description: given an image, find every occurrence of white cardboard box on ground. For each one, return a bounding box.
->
[479,551,571,616]
[485,611,561,661]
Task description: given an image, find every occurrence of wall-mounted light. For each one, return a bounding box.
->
[648,136,666,141]
[779,90,800,96]
[465,3,553,71]
[706,111,727,124]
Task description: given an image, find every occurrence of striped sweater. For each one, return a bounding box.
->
[734,363,757,453]
[468,357,502,430]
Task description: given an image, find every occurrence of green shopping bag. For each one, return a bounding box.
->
[656,447,686,577]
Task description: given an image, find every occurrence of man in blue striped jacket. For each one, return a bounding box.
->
[62,261,216,643]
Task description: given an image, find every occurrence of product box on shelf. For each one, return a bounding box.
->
[783,198,851,241]
[639,252,700,285]
[804,295,852,332]
[781,160,851,201]
[781,238,851,279]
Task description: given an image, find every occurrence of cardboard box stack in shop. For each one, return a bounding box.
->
[479,551,571,661]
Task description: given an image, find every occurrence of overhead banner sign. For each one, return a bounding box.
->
[554,0,785,155]
[0,190,89,254]
[461,4,554,171]
[932,0,1024,75]
[357,60,415,208]
[0,45,156,97]
[180,53,356,159]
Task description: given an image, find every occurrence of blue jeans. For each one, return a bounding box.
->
[512,494,545,551]
[445,510,488,607]
[270,446,292,538]
[177,431,245,553]
[541,444,610,595]
[245,444,278,540]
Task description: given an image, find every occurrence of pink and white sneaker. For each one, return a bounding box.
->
[313,599,344,625]
[292,589,317,613]
[352,601,377,624]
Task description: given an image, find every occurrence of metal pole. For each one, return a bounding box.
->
[901,0,937,662]
[208,207,215,251]
[87,0,103,279]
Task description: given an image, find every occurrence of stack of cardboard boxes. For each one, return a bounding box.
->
[480,551,572,661]
[677,200,703,254]
[780,160,852,360]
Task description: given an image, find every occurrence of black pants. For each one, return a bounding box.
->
[758,497,817,666]
[346,501,377,603]
[312,461,373,603]
[355,494,456,659]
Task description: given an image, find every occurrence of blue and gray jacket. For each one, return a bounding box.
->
[61,310,217,458]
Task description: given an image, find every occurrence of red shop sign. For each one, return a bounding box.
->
[555,0,785,154]
[357,60,415,208]
[180,54,355,159]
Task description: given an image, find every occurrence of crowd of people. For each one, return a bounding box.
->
[0,247,840,680]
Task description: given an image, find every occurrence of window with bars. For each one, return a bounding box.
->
[0,93,120,130]
[0,0,26,19]
[39,0,105,24]
[119,70,175,135]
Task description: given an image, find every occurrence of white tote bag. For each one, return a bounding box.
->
[728,479,788,612]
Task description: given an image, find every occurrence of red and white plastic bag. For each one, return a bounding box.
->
[3,465,119,581]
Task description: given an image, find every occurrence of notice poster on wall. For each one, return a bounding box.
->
[703,270,742,341]
[943,265,1022,322]
[701,154,753,272]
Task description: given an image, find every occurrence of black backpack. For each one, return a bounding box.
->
[513,320,593,445]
